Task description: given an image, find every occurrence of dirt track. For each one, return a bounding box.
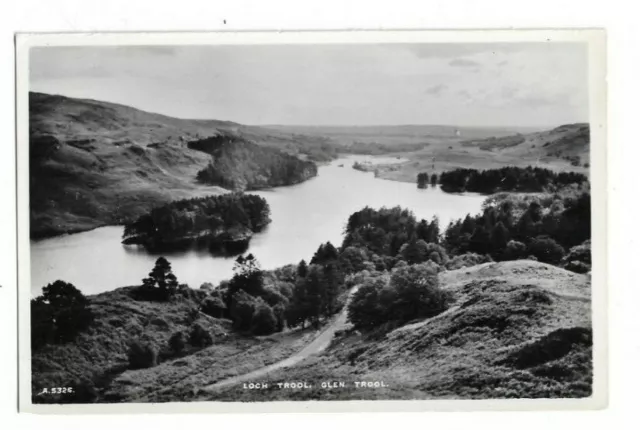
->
[200,288,356,393]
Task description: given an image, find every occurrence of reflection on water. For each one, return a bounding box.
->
[30,155,487,295]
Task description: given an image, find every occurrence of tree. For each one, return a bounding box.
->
[322,262,341,317]
[296,259,309,278]
[228,254,264,299]
[251,301,278,335]
[31,280,94,349]
[141,257,179,301]
[338,246,369,274]
[398,238,429,265]
[385,263,447,323]
[417,172,429,189]
[286,279,310,328]
[469,226,491,255]
[490,221,510,257]
[311,242,339,265]
[430,173,438,186]
[304,265,325,328]
[229,290,258,331]
[527,237,565,265]
[347,277,386,329]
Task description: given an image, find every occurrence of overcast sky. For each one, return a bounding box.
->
[30,43,588,127]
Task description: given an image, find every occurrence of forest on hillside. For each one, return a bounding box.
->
[122,193,271,253]
[189,133,318,190]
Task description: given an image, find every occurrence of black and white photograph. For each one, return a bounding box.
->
[16,30,606,412]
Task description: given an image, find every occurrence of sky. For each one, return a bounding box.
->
[29,43,589,127]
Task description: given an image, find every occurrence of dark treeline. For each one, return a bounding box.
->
[203,246,347,336]
[417,172,439,188]
[189,133,318,190]
[122,193,271,254]
[444,191,590,264]
[437,166,588,194]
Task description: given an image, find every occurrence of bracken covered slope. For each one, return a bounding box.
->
[198,261,592,401]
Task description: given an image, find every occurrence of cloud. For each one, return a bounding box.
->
[448,58,481,68]
[425,84,447,95]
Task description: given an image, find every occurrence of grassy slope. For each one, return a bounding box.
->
[29,93,332,238]
[30,285,321,404]
[196,261,591,401]
[29,92,232,238]
[354,123,590,183]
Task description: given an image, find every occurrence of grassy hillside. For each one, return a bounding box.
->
[359,123,590,183]
[195,261,591,401]
[28,93,326,238]
[30,283,330,404]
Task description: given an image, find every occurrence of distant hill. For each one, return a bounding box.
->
[189,133,318,190]
[28,93,322,238]
[461,123,590,167]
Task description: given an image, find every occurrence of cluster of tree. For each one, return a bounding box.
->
[342,206,441,258]
[439,166,588,194]
[416,172,439,189]
[197,246,349,335]
[443,191,590,264]
[190,133,318,190]
[347,262,448,330]
[122,193,270,253]
[31,281,95,350]
[196,254,288,335]
[286,244,346,329]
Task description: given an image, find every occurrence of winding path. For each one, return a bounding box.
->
[201,288,357,393]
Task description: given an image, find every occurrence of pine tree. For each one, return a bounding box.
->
[142,257,179,301]
[491,221,510,257]
[296,259,309,278]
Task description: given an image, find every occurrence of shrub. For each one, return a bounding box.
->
[503,240,527,261]
[564,260,590,274]
[385,263,448,323]
[251,302,278,335]
[564,241,591,265]
[188,323,214,348]
[201,296,226,318]
[445,253,492,270]
[168,331,186,353]
[127,340,158,369]
[348,262,447,330]
[527,237,566,265]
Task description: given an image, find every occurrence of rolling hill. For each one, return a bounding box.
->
[28,93,325,238]
[365,123,590,183]
[191,261,591,401]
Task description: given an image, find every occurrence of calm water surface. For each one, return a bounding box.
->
[31,156,486,295]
